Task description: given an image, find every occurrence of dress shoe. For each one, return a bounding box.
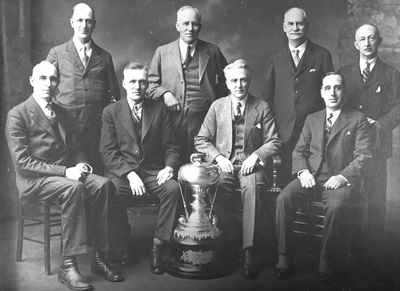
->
[242,248,257,279]
[274,266,294,280]
[58,257,93,291]
[92,252,124,282]
[151,243,164,275]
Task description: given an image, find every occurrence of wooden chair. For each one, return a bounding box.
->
[16,197,62,275]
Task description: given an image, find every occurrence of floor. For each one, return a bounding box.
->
[1,203,400,291]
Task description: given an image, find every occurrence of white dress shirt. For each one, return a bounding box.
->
[32,95,55,119]
[73,37,92,66]
[288,40,307,64]
[359,56,377,73]
[231,95,248,117]
[325,108,341,127]
[179,39,197,64]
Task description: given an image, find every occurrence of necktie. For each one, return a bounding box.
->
[361,61,370,83]
[82,46,89,67]
[45,102,56,120]
[183,45,192,68]
[292,49,300,67]
[326,112,334,133]
[235,101,242,120]
[132,104,142,122]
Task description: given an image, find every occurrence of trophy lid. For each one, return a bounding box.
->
[178,153,220,185]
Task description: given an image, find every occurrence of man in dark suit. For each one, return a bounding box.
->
[195,59,281,278]
[100,62,180,275]
[148,5,228,163]
[47,2,120,172]
[264,7,334,184]
[6,61,123,291]
[274,72,372,281]
[339,24,400,265]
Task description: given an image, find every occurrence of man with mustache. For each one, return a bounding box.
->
[264,7,334,185]
[47,2,120,173]
[148,5,228,163]
[339,24,400,271]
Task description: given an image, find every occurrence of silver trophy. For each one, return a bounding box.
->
[167,153,225,279]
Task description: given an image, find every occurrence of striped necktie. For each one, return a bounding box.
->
[292,49,300,67]
[326,112,334,133]
[361,61,370,83]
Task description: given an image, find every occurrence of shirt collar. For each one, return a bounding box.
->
[179,39,197,60]
[325,108,341,124]
[359,56,377,71]
[231,95,248,107]
[288,40,307,57]
[72,37,92,52]
[32,95,51,112]
[127,98,144,111]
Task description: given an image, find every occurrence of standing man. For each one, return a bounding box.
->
[264,7,334,184]
[195,59,281,278]
[339,24,400,266]
[47,2,120,172]
[274,72,372,281]
[148,5,228,163]
[100,62,180,275]
[6,61,123,291]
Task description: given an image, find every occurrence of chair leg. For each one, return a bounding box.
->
[43,204,51,275]
[16,216,24,262]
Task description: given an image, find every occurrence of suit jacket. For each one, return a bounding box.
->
[339,58,400,157]
[292,107,372,187]
[264,40,334,144]
[5,96,75,197]
[148,39,228,110]
[47,39,120,108]
[100,98,180,180]
[194,94,282,165]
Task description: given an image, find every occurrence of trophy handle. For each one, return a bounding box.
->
[178,181,190,221]
[190,152,206,165]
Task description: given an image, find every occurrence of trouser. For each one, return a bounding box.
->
[111,169,180,250]
[216,169,267,249]
[276,178,359,267]
[31,174,115,257]
[170,109,207,164]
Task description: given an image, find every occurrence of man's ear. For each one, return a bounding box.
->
[29,76,34,88]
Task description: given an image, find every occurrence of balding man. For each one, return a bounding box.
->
[148,5,228,163]
[195,59,281,278]
[6,61,123,291]
[47,2,120,173]
[264,7,333,185]
[339,24,400,268]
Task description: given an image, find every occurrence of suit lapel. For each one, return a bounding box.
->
[66,39,85,72]
[244,95,258,148]
[141,100,156,142]
[171,40,184,81]
[84,42,101,76]
[27,97,60,142]
[283,47,296,75]
[364,58,383,88]
[198,40,210,82]
[120,99,139,141]
[294,41,312,77]
[326,109,350,146]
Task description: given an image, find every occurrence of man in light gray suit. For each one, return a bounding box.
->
[195,59,281,279]
[148,5,228,163]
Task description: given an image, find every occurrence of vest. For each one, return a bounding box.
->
[230,115,246,164]
[183,52,205,111]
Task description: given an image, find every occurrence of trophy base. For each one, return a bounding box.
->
[167,240,233,279]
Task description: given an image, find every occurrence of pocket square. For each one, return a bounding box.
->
[255,123,262,129]
[309,68,317,72]
[376,85,381,93]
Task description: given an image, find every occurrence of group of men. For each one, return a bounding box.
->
[5,2,400,290]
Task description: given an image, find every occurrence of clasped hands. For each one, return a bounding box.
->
[298,169,347,190]
[65,162,93,181]
[215,153,259,176]
[126,166,173,196]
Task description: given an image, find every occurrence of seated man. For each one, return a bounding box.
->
[6,61,123,291]
[194,59,281,278]
[100,62,180,275]
[274,72,372,281]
